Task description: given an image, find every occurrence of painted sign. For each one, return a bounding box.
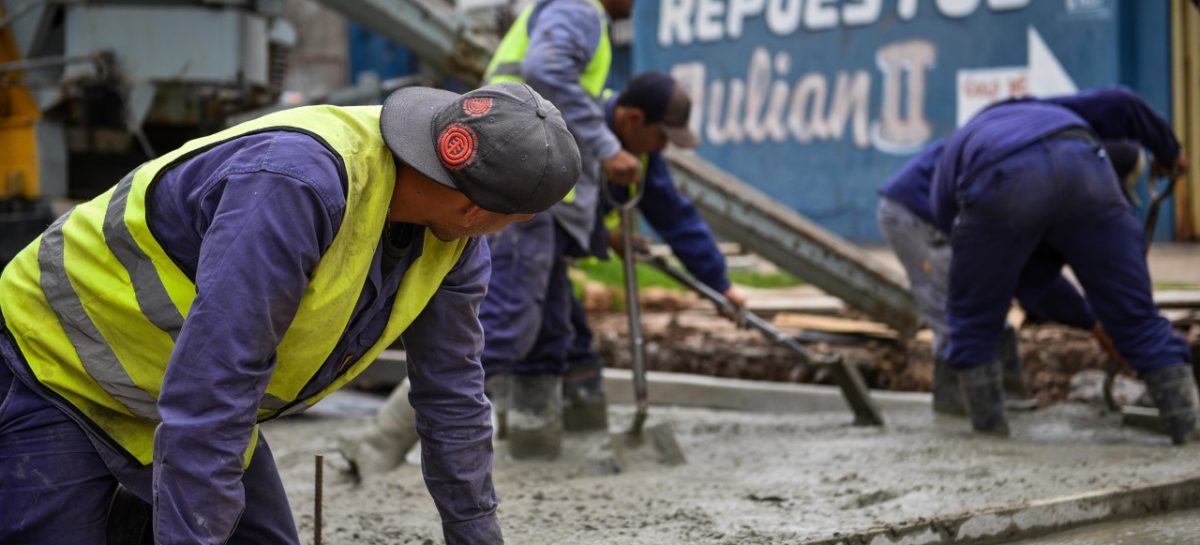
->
[633,0,1171,241]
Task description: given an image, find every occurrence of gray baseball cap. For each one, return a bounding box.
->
[380,82,581,214]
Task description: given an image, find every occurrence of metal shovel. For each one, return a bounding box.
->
[603,180,686,468]
[636,247,884,427]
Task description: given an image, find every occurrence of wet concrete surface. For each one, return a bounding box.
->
[268,394,1200,545]
[1004,508,1200,545]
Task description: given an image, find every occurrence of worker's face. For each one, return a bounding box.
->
[429,207,534,242]
[616,109,667,155]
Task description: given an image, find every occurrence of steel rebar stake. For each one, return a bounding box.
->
[314,454,324,545]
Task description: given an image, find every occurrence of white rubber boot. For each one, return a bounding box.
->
[338,380,419,477]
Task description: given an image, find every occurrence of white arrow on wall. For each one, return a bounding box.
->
[956,26,1079,126]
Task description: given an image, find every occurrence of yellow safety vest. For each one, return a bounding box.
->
[0,105,468,466]
[603,154,651,232]
[484,0,612,97]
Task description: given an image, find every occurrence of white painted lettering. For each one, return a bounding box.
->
[827,71,872,148]
[765,0,803,35]
[727,0,766,39]
[842,0,882,27]
[765,52,792,141]
[706,79,747,144]
[873,39,936,153]
[936,0,980,18]
[671,62,708,136]
[743,48,773,143]
[695,0,727,42]
[788,74,829,143]
[659,0,695,46]
[988,0,1031,10]
[805,0,838,30]
[897,0,919,20]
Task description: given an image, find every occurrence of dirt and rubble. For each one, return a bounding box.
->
[269,401,1200,545]
[584,291,1200,406]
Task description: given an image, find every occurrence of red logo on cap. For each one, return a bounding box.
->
[438,123,477,170]
[463,98,493,117]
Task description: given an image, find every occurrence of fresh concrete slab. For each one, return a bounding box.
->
[270,394,1199,545]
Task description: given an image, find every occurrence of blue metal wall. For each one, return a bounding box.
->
[347,22,417,83]
[632,0,1175,242]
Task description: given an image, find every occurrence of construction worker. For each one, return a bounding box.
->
[478,0,638,459]
[930,87,1195,443]
[0,82,581,545]
[878,138,1145,414]
[563,71,747,431]
[338,71,742,471]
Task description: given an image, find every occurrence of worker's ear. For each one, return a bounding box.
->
[461,203,485,227]
[628,108,646,127]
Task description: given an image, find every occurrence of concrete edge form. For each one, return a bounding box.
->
[602,367,929,414]
[799,474,1200,545]
[356,354,929,414]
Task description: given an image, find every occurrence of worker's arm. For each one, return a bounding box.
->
[1047,87,1183,169]
[522,1,621,163]
[635,153,732,294]
[401,236,502,545]
[153,136,340,545]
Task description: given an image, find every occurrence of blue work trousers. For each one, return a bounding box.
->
[945,137,1190,373]
[480,212,574,377]
[0,361,299,544]
[566,293,600,376]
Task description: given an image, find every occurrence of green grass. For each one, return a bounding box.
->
[572,257,806,291]
[1153,281,1200,290]
[573,258,687,292]
[727,270,805,288]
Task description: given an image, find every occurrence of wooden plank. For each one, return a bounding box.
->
[772,312,897,339]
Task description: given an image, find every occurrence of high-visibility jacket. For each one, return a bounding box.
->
[484,0,612,97]
[0,105,468,466]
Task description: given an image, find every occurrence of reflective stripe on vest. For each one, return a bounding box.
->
[0,105,468,465]
[484,0,612,97]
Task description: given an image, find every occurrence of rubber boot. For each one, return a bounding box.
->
[508,373,563,460]
[997,325,1026,399]
[1142,364,1199,445]
[931,356,966,416]
[485,373,510,440]
[956,362,1010,437]
[339,380,419,477]
[562,363,609,432]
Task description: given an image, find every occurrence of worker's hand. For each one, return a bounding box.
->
[718,286,748,325]
[722,286,747,309]
[608,230,649,258]
[1091,322,1124,363]
[1152,152,1188,178]
[602,149,641,185]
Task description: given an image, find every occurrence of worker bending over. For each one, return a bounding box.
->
[931,87,1195,443]
[878,138,1145,414]
[0,82,580,545]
